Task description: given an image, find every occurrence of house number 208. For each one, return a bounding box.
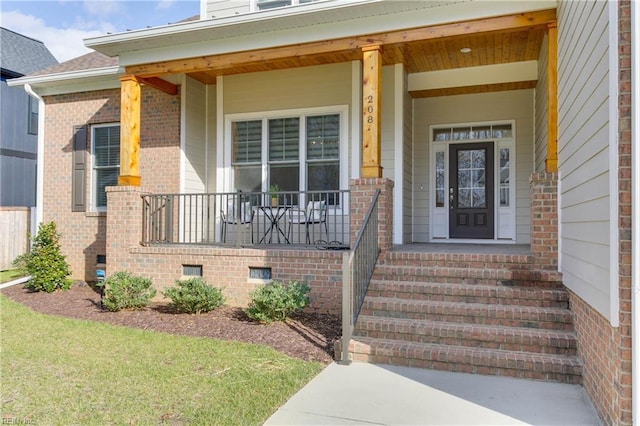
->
[366,95,375,124]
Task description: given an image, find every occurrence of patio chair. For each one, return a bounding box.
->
[221,200,254,243]
[287,200,327,244]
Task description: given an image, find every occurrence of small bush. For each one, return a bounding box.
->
[245,280,310,323]
[22,222,72,292]
[102,271,156,312]
[11,253,29,276]
[163,278,225,314]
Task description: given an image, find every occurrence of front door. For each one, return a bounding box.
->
[449,142,494,239]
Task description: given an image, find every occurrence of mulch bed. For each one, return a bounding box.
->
[1,282,341,364]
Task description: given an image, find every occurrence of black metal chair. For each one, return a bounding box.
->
[221,200,254,243]
[287,200,327,244]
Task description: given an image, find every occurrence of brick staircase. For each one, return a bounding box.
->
[345,249,583,384]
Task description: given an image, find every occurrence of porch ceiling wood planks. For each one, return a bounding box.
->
[124,9,556,91]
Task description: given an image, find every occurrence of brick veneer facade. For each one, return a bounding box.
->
[43,86,180,282]
[569,1,633,424]
[103,178,395,315]
[349,178,394,251]
[106,186,344,311]
[529,172,558,271]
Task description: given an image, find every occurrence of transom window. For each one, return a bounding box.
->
[229,108,344,202]
[92,124,120,209]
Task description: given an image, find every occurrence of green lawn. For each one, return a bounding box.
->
[0,294,324,425]
[0,270,26,284]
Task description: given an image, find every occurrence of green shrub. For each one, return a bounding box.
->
[163,277,225,314]
[245,280,310,323]
[11,252,29,276]
[102,272,156,312]
[22,222,72,293]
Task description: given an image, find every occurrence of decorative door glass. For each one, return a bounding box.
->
[457,149,486,209]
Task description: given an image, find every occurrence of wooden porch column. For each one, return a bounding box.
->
[546,22,558,173]
[361,44,383,178]
[118,75,142,186]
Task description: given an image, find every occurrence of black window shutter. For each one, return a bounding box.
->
[71,125,87,212]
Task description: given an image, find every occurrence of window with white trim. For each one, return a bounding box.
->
[92,124,120,210]
[231,110,343,201]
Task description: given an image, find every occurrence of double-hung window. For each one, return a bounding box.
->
[92,124,120,210]
[230,108,344,203]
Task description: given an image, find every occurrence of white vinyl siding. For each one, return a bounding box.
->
[223,63,351,114]
[534,34,549,174]
[381,64,412,244]
[183,76,207,193]
[402,68,413,243]
[381,66,395,180]
[413,90,533,243]
[207,85,217,192]
[204,1,250,19]
[204,0,325,17]
[557,0,613,319]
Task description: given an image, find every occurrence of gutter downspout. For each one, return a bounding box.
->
[631,0,639,423]
[24,84,44,230]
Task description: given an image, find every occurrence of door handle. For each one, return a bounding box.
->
[449,187,454,209]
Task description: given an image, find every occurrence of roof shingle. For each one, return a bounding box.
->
[28,51,119,77]
[1,27,58,76]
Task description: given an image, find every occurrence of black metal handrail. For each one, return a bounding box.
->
[341,189,381,364]
[141,190,350,248]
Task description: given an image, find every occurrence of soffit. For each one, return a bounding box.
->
[182,24,547,87]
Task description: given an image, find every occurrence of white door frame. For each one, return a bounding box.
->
[429,120,516,243]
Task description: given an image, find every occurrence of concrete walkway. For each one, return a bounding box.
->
[265,363,601,425]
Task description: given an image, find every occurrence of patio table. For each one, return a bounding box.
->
[257,206,291,244]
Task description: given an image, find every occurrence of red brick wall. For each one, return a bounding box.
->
[529,172,558,271]
[105,185,343,313]
[349,178,394,251]
[43,86,180,281]
[570,1,632,424]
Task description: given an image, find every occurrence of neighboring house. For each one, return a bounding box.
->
[0,27,58,207]
[8,1,637,424]
[0,28,58,270]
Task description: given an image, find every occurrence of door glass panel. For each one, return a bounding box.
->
[435,151,445,207]
[500,148,510,207]
[458,150,472,169]
[457,149,486,208]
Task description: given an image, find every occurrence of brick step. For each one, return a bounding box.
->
[353,316,577,356]
[360,297,574,331]
[372,265,563,287]
[366,281,569,308]
[349,337,583,384]
[380,251,533,268]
